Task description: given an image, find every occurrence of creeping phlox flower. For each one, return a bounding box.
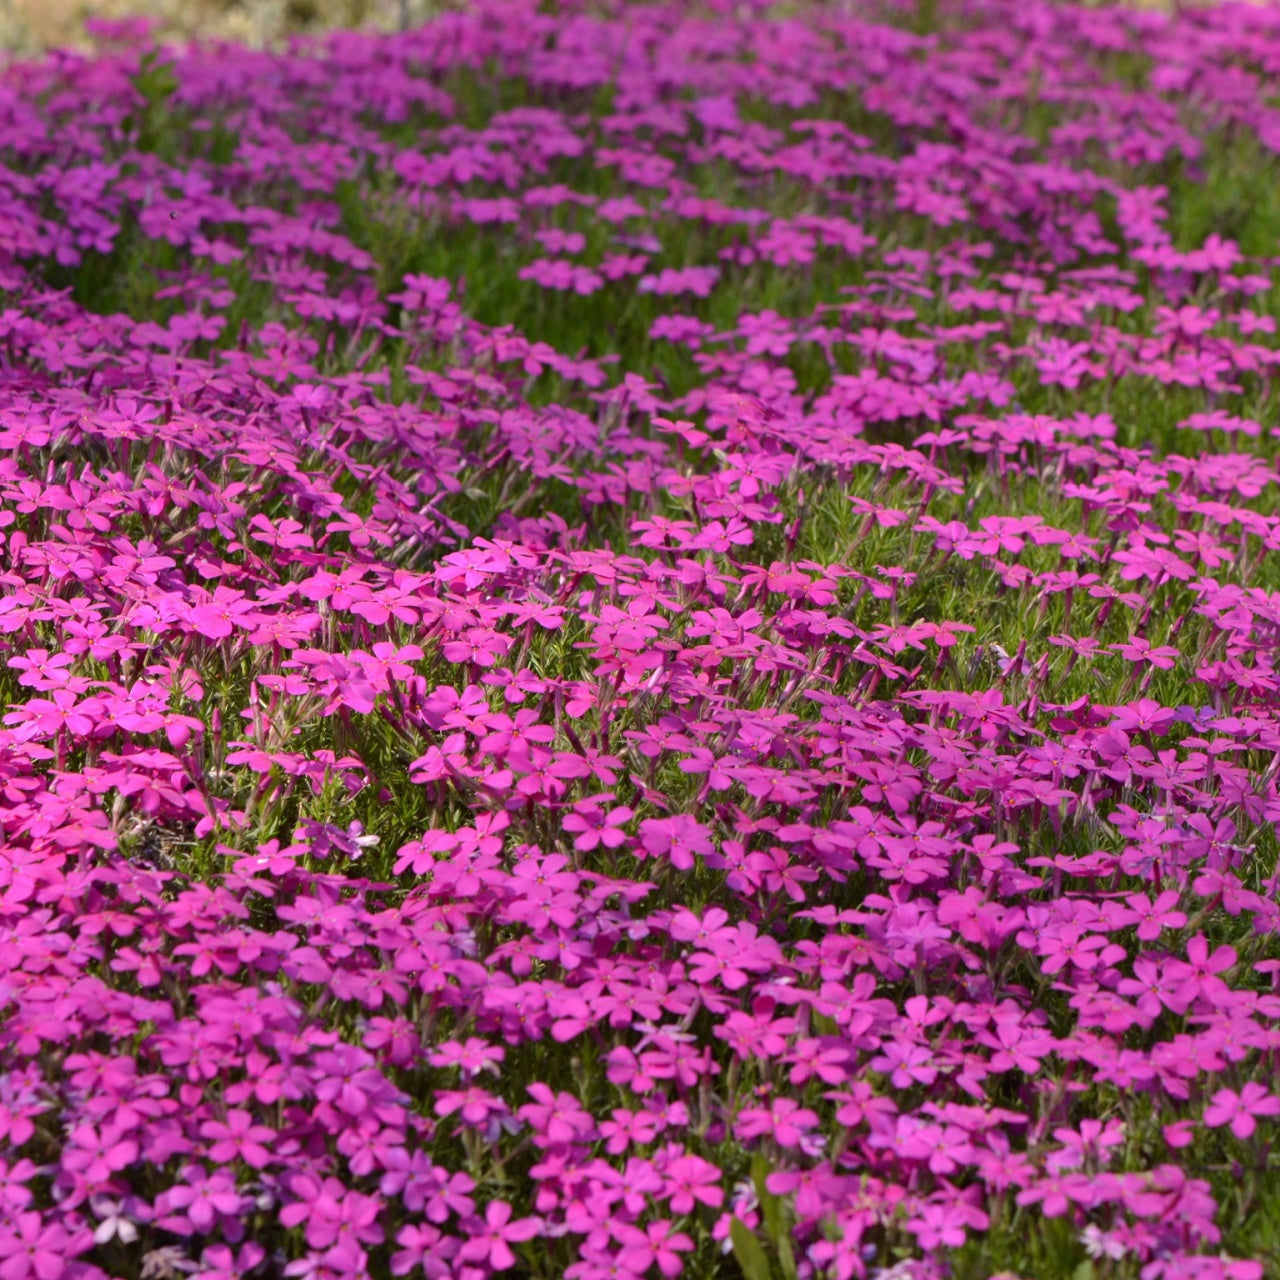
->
[0,1,1277,1279]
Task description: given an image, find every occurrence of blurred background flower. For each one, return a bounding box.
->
[0,0,451,53]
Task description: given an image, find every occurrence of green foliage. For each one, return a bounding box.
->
[128,48,180,155]
[730,1218,773,1280]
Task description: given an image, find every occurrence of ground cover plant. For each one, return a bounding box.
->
[6,0,1280,1276]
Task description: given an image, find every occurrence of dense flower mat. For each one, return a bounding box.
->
[4,1,1280,1277]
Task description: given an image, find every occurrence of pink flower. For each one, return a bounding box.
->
[1123,890,1187,941]
[4,689,104,738]
[1167,933,1237,1009]
[61,1124,138,1185]
[199,1110,275,1169]
[561,804,633,852]
[1203,1084,1280,1139]
[0,1213,86,1280]
[636,815,714,870]
[1015,1172,1097,1217]
[734,1098,820,1149]
[1108,698,1176,736]
[617,1220,694,1277]
[1111,635,1181,669]
[280,1176,383,1251]
[158,1167,244,1235]
[518,1084,595,1146]
[435,1087,510,1132]
[391,1224,458,1278]
[186,591,256,640]
[428,1038,504,1077]
[637,266,719,297]
[458,1202,541,1270]
[6,649,74,689]
[660,1153,724,1214]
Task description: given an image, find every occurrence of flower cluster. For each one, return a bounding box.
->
[0,1,1279,1279]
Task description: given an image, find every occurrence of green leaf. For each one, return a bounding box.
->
[132,49,179,107]
[751,1154,778,1232]
[127,49,180,155]
[777,1233,798,1280]
[729,1217,773,1280]
[750,1151,796,1278]
[1072,1263,1097,1280]
[811,1012,839,1036]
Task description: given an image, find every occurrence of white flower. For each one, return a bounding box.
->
[1081,1225,1128,1261]
[90,1197,139,1245]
